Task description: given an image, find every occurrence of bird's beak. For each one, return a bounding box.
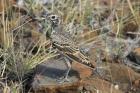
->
[40,17,46,20]
[34,17,46,20]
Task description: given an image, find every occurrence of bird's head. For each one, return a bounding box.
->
[39,12,61,28]
[34,12,61,37]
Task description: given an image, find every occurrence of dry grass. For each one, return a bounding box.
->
[0,0,140,92]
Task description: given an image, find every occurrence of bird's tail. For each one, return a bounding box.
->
[65,51,95,69]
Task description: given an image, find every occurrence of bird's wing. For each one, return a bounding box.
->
[51,32,95,69]
[51,32,79,52]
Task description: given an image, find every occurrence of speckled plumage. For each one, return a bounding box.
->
[44,14,95,83]
[50,21,95,69]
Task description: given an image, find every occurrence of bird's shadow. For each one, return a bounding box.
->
[36,64,79,79]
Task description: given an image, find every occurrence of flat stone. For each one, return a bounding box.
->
[95,62,140,92]
[72,62,93,79]
[81,77,124,93]
[133,79,140,92]
[32,57,80,92]
[133,48,140,64]
[127,47,140,66]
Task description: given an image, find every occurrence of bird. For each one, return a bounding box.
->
[39,13,95,83]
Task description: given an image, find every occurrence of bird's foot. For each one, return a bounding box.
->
[56,76,71,83]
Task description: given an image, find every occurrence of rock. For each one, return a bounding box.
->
[81,77,123,93]
[32,56,133,93]
[31,56,99,93]
[122,21,139,39]
[96,62,140,92]
[72,62,93,79]
[133,79,140,88]
[32,59,124,93]
[133,48,140,64]
[132,79,140,92]
[127,48,140,65]
[32,58,81,93]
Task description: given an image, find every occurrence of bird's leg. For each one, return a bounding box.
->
[64,57,71,80]
[94,51,105,77]
[49,42,57,53]
[57,57,71,83]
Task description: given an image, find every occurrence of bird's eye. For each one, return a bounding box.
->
[50,15,57,20]
[51,15,56,19]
